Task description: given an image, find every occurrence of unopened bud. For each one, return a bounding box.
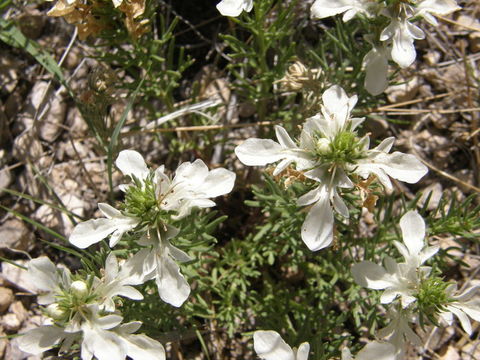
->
[70,280,88,298]
[316,138,330,154]
[46,303,64,320]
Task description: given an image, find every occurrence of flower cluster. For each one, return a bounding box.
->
[45,0,149,39]
[17,253,165,360]
[235,85,427,251]
[70,150,236,306]
[253,330,396,360]
[311,0,460,94]
[352,211,480,356]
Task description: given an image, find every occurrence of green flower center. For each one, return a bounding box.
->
[416,276,450,324]
[47,279,98,324]
[313,130,365,167]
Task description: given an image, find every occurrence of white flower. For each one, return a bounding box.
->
[380,17,425,68]
[70,150,235,249]
[18,305,165,360]
[253,330,309,360]
[94,252,146,311]
[352,211,438,307]
[216,0,253,17]
[341,341,397,360]
[311,0,375,22]
[236,86,427,251]
[377,308,422,354]
[138,225,192,307]
[439,284,480,335]
[17,256,164,359]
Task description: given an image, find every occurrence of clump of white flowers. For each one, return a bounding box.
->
[17,254,165,360]
[236,85,427,251]
[352,211,480,356]
[70,150,235,307]
[311,0,460,94]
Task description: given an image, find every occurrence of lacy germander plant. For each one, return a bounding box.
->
[69,150,236,307]
[352,211,480,357]
[17,253,165,360]
[235,85,427,251]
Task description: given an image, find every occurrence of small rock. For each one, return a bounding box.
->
[0,287,14,313]
[1,313,21,332]
[424,51,441,66]
[364,116,389,139]
[17,9,46,40]
[1,260,38,294]
[0,328,6,358]
[440,345,460,360]
[461,340,480,360]
[37,93,67,142]
[0,167,13,195]
[0,218,35,251]
[0,55,18,95]
[12,132,44,162]
[9,301,27,323]
[386,76,420,103]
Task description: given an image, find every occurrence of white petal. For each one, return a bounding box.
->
[115,286,144,301]
[98,203,122,219]
[155,253,190,307]
[355,341,396,360]
[322,85,351,130]
[364,151,428,184]
[301,195,334,251]
[115,150,149,180]
[235,138,284,166]
[400,211,425,257]
[416,0,460,18]
[296,342,310,360]
[311,0,368,20]
[27,257,58,294]
[351,261,392,289]
[69,218,117,248]
[275,126,297,149]
[16,326,65,355]
[121,333,166,360]
[198,168,236,198]
[445,305,472,335]
[374,137,395,153]
[82,325,126,360]
[104,252,119,283]
[297,186,324,206]
[363,46,389,96]
[332,190,349,218]
[96,314,124,330]
[216,0,252,17]
[253,331,295,360]
[167,243,193,263]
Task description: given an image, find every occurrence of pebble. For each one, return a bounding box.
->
[0,219,35,252]
[0,287,14,313]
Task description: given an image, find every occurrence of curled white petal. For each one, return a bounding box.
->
[253,330,295,360]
